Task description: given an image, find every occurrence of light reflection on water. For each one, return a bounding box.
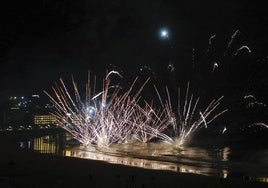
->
[63,144,229,178]
[19,134,268,183]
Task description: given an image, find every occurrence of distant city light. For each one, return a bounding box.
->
[3,93,58,131]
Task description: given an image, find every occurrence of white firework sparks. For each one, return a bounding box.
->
[212,62,219,72]
[207,34,216,53]
[244,94,256,100]
[250,123,268,129]
[224,29,240,57]
[234,45,251,56]
[45,71,170,148]
[155,83,227,146]
[45,71,226,148]
[167,62,175,72]
[105,70,123,79]
[192,48,195,69]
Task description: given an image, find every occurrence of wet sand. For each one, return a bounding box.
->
[0,142,267,188]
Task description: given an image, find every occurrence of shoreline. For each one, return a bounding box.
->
[0,142,267,188]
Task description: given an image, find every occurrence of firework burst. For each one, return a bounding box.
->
[45,71,226,148]
[155,82,228,146]
[45,71,170,147]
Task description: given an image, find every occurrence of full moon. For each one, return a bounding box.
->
[160,29,169,39]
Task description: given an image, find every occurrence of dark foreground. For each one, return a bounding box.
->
[0,143,267,188]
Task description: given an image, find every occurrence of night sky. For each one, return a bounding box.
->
[0,0,267,102]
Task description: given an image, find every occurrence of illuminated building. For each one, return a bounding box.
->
[0,94,56,130]
[3,96,32,130]
[34,115,57,128]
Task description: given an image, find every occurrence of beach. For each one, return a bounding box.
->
[0,142,267,188]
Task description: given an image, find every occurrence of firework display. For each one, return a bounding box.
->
[155,83,227,146]
[45,71,226,148]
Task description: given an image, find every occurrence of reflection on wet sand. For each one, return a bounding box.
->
[33,136,56,153]
[63,146,229,179]
[20,135,267,183]
[28,136,229,178]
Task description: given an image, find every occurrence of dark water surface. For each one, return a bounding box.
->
[17,133,268,183]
